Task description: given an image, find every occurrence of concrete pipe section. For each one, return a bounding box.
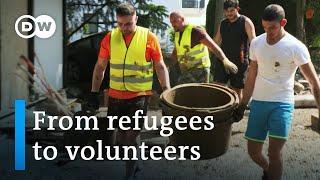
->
[160,83,239,159]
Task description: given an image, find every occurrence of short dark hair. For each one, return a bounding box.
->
[262,4,285,22]
[223,0,239,10]
[116,3,136,16]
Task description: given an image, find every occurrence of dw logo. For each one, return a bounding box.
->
[15,15,56,39]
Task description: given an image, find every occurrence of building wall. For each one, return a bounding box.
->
[34,0,63,90]
[0,0,63,114]
[0,0,29,114]
[152,0,209,25]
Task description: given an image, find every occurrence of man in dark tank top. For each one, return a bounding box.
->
[214,0,256,101]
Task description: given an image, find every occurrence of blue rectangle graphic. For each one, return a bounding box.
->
[15,100,25,170]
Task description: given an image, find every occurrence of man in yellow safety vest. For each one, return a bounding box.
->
[89,3,170,178]
[169,11,238,84]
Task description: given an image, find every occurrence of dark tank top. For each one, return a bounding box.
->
[220,15,248,63]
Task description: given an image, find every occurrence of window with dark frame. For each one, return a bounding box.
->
[181,0,205,8]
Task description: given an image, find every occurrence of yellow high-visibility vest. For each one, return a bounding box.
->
[174,24,211,70]
[109,26,153,92]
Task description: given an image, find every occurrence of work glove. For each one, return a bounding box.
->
[233,104,246,122]
[87,92,100,110]
[222,58,238,74]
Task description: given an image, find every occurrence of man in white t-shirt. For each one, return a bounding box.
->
[233,4,320,180]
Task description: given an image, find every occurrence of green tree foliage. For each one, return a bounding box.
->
[66,0,168,40]
[306,0,320,47]
[137,3,168,34]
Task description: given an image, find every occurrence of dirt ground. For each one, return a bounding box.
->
[0,108,319,179]
[141,108,320,180]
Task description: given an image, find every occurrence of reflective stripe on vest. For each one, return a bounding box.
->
[174,24,211,70]
[109,26,153,92]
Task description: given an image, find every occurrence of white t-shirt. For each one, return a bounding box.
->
[249,32,310,103]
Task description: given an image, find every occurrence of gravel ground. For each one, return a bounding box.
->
[0,108,319,179]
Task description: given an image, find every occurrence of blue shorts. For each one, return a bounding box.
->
[244,100,294,142]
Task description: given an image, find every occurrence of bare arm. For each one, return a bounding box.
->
[213,23,222,46]
[154,60,171,90]
[299,62,320,109]
[201,32,238,74]
[245,18,256,43]
[200,33,227,61]
[91,57,109,92]
[241,60,258,105]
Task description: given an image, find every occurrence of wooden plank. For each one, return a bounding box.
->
[295,94,317,108]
